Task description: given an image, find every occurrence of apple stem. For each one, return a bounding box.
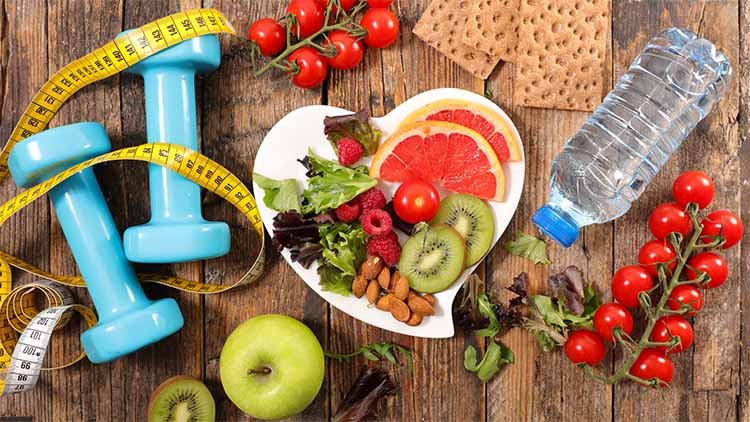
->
[247,367,272,376]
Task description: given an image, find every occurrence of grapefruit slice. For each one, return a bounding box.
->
[370,121,505,201]
[399,99,522,162]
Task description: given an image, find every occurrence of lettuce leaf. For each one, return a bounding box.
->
[300,150,377,215]
[319,222,367,276]
[324,110,382,156]
[503,232,550,265]
[318,263,355,296]
[253,173,301,212]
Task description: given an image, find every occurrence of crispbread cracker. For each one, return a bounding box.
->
[513,0,610,111]
[462,0,520,62]
[414,0,501,79]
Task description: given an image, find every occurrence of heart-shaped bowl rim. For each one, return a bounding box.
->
[253,88,525,338]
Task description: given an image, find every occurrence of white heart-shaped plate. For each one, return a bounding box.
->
[253,88,525,338]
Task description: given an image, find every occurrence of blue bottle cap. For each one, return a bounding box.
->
[532,205,579,248]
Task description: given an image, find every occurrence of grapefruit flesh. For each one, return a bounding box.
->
[400,99,522,162]
[371,121,505,201]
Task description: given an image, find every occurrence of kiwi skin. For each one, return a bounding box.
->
[148,375,216,422]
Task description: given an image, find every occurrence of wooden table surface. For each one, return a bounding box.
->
[0,0,746,421]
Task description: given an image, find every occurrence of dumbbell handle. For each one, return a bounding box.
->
[49,169,149,323]
[141,67,202,223]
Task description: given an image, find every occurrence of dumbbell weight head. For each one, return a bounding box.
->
[8,123,184,363]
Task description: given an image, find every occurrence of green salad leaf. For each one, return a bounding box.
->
[318,263,355,296]
[324,110,382,156]
[504,232,550,265]
[253,173,300,212]
[464,340,514,383]
[301,150,377,215]
[316,222,367,296]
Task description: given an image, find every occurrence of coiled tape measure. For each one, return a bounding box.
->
[0,9,266,394]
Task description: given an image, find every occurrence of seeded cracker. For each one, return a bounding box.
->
[462,0,521,62]
[513,0,610,111]
[414,0,501,80]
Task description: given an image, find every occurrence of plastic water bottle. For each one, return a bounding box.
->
[532,28,732,248]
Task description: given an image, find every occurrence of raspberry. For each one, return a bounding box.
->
[335,201,361,222]
[336,138,363,167]
[354,187,387,212]
[360,209,393,236]
[367,231,401,265]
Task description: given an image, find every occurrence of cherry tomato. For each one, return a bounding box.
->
[673,171,714,209]
[393,180,440,224]
[361,8,399,48]
[685,252,728,288]
[651,316,694,354]
[611,265,653,308]
[593,303,634,342]
[648,203,691,240]
[564,330,606,366]
[247,18,286,56]
[701,210,744,248]
[638,239,677,277]
[316,0,357,13]
[287,0,325,38]
[368,0,394,6]
[667,284,703,316]
[629,348,674,387]
[323,30,364,70]
[287,47,329,89]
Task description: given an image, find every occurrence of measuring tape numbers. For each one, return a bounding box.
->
[0,9,267,394]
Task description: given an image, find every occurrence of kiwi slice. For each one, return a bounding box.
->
[399,223,467,293]
[430,194,495,266]
[148,376,216,422]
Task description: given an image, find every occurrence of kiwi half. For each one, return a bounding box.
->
[430,194,495,266]
[148,376,216,422]
[399,224,467,293]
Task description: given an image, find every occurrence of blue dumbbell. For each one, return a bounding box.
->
[119,32,230,263]
[8,122,184,363]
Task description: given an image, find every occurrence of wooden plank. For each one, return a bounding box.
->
[0,0,52,419]
[612,0,741,420]
[200,1,329,420]
[115,1,205,420]
[44,1,124,420]
[485,2,614,420]
[738,0,749,420]
[326,1,486,420]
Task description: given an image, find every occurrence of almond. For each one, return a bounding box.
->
[408,290,418,301]
[352,276,368,298]
[408,296,435,316]
[376,295,392,311]
[394,276,409,301]
[387,295,411,322]
[406,312,423,326]
[366,280,381,304]
[389,270,401,290]
[360,255,384,280]
[377,267,391,290]
[422,293,436,306]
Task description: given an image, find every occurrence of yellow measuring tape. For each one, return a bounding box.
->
[0,9,266,393]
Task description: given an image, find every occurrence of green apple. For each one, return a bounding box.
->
[219,314,325,420]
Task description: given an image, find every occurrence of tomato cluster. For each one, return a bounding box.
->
[564,171,743,388]
[247,0,400,89]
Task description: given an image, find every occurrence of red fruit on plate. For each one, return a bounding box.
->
[336,137,363,166]
[366,231,401,265]
[393,179,440,224]
[334,202,361,222]
[354,188,387,212]
[360,209,393,236]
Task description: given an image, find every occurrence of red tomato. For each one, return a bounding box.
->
[673,171,714,209]
[564,330,606,366]
[701,210,744,249]
[247,18,286,56]
[651,316,694,354]
[323,30,364,70]
[368,0,394,6]
[287,47,329,88]
[611,265,653,308]
[287,0,325,38]
[638,239,677,277]
[648,203,691,240]
[393,180,440,224]
[361,8,399,48]
[593,303,634,342]
[629,348,674,387]
[686,252,728,288]
[666,284,703,316]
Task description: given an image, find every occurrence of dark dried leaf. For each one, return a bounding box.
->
[333,367,396,422]
[548,266,586,315]
[272,211,322,268]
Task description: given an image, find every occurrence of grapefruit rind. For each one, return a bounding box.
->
[399,99,522,162]
[370,121,505,201]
